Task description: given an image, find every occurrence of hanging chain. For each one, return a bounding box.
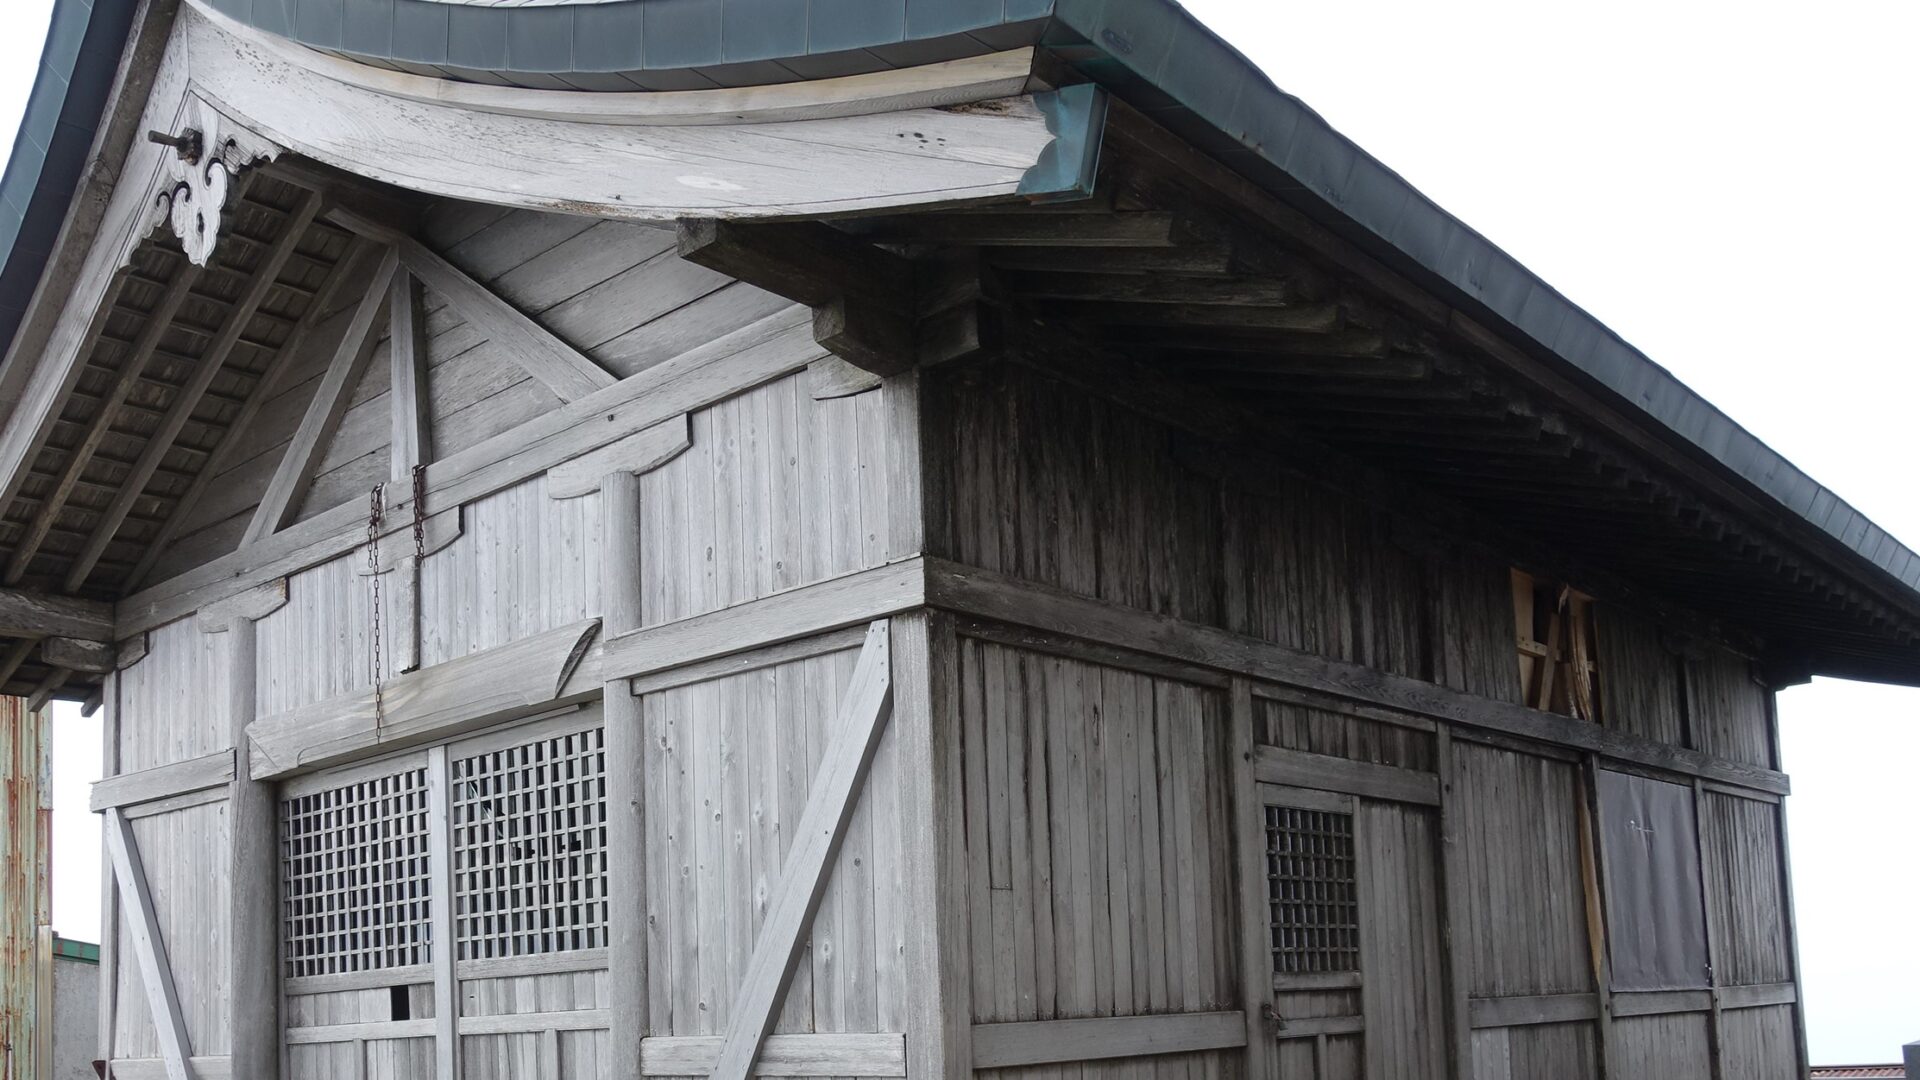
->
[367,481,387,722]
[411,464,428,560]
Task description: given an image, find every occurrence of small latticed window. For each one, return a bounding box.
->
[451,726,608,960]
[282,767,433,978]
[1265,805,1360,975]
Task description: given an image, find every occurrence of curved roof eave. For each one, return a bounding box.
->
[8,0,1920,671]
[0,0,140,360]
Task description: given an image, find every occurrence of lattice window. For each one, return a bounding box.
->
[450,726,608,960]
[282,767,433,978]
[1265,805,1360,975]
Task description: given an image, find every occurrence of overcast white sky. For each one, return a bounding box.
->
[6,0,1917,1066]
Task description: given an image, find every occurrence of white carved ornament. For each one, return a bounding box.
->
[146,101,281,267]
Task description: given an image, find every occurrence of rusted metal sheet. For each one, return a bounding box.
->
[1,696,49,1080]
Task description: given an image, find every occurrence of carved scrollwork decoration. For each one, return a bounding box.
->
[146,102,281,267]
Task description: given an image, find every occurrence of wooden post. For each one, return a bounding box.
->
[1575,757,1615,1078]
[426,745,459,1080]
[602,469,648,1073]
[893,611,970,1080]
[1227,677,1275,1080]
[97,671,120,1071]
[1434,726,1474,1080]
[220,613,278,1080]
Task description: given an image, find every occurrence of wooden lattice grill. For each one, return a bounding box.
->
[1265,805,1360,974]
[281,767,433,977]
[450,726,608,960]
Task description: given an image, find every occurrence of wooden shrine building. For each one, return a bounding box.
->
[0,1,1914,1079]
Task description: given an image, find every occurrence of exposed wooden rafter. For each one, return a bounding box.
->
[62,191,325,592]
[4,268,202,585]
[126,237,374,590]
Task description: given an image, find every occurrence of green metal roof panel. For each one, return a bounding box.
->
[0,0,138,357]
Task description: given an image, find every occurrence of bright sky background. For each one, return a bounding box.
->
[5,0,1917,1066]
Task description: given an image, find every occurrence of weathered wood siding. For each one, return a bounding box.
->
[1450,743,1592,997]
[937,360,1519,705]
[1607,1012,1713,1080]
[1719,1004,1799,1080]
[639,643,909,1037]
[111,800,231,1058]
[1355,801,1448,1080]
[637,372,895,629]
[954,637,1238,1024]
[1700,791,1793,986]
[1472,1022,1598,1080]
[1595,607,1686,748]
[118,617,230,771]
[419,476,603,668]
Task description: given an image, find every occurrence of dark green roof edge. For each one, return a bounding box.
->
[6,0,1919,662]
[0,0,139,356]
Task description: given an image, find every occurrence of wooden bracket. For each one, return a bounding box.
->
[547,416,691,499]
[678,219,919,376]
[197,578,290,632]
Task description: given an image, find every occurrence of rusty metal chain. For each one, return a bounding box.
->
[411,463,428,561]
[367,481,387,723]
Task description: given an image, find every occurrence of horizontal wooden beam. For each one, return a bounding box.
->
[1610,990,1712,1017]
[1468,992,1600,1029]
[0,587,112,640]
[1717,982,1796,1011]
[245,618,601,779]
[604,559,927,685]
[922,558,1791,796]
[93,1060,231,1080]
[1253,745,1440,806]
[90,750,234,812]
[971,1012,1245,1069]
[642,1034,906,1077]
[40,636,115,674]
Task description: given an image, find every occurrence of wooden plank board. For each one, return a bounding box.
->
[708,621,893,1080]
[970,1012,1245,1069]
[89,750,234,811]
[245,618,601,778]
[1467,994,1601,1029]
[103,807,199,1080]
[604,559,926,683]
[1253,744,1441,805]
[641,1034,906,1077]
[426,745,459,1080]
[42,636,115,673]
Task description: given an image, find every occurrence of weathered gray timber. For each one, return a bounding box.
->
[9,8,1868,1077]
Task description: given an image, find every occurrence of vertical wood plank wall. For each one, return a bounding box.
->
[935,358,1801,1080]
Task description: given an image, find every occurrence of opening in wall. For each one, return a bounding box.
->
[1512,568,1603,722]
